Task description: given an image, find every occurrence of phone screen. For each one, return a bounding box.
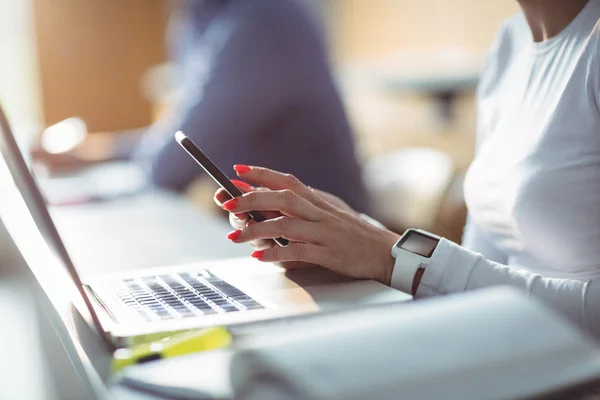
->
[175,131,288,246]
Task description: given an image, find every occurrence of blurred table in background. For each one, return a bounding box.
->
[34,162,249,274]
[338,62,478,168]
[378,68,479,124]
[50,189,250,276]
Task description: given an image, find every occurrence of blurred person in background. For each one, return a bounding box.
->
[133,0,370,213]
[40,0,371,214]
[215,0,600,339]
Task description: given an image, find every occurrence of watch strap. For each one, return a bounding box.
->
[412,267,426,296]
[390,250,424,294]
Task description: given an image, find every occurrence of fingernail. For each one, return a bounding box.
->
[234,213,246,220]
[222,198,239,211]
[251,250,264,259]
[234,165,251,174]
[231,179,251,190]
[227,230,242,241]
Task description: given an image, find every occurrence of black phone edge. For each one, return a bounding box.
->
[175,133,289,247]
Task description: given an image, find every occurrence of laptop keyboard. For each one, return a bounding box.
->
[116,272,263,322]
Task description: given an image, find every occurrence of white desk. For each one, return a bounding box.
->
[6,189,600,399]
[50,190,250,274]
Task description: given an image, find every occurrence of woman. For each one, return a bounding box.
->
[214,0,600,339]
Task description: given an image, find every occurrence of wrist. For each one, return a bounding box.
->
[376,230,400,286]
[380,253,395,286]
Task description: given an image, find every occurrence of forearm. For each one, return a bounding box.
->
[31,127,147,171]
[413,239,600,339]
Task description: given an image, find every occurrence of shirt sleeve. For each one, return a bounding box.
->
[133,1,314,191]
[416,238,600,340]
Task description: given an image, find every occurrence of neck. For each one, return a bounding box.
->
[518,0,589,42]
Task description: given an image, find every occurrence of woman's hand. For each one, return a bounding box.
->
[214,178,359,260]
[214,180,278,250]
[215,180,321,270]
[215,165,400,285]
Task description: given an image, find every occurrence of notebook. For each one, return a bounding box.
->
[231,287,600,400]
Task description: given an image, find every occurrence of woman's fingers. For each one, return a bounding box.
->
[233,165,300,191]
[214,180,254,221]
[228,216,324,244]
[231,179,252,192]
[214,180,253,206]
[245,219,278,249]
[222,189,326,221]
[213,188,231,206]
[228,211,247,230]
[215,184,281,220]
[251,243,334,266]
[233,165,339,212]
[215,189,248,222]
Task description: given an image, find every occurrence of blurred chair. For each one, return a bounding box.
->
[364,147,456,235]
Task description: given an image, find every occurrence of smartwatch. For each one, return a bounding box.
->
[390,229,440,294]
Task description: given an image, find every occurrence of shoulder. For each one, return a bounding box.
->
[587,21,600,112]
[234,0,310,20]
[491,13,529,59]
[216,0,327,72]
[576,3,600,112]
[226,0,322,41]
[477,13,528,99]
[484,12,529,72]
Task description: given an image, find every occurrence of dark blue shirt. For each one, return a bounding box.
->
[134,0,371,213]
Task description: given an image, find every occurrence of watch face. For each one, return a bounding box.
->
[397,230,439,258]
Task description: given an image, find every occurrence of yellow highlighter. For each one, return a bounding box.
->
[112,327,231,373]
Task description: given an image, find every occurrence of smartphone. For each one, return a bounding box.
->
[175,131,289,247]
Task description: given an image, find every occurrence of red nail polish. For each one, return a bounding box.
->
[223,198,239,211]
[234,165,251,174]
[227,230,242,241]
[231,179,251,190]
[251,250,264,259]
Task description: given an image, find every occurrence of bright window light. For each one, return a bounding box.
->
[41,117,87,154]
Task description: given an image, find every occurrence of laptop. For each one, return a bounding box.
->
[0,105,410,349]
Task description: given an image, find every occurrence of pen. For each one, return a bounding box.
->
[111,327,232,373]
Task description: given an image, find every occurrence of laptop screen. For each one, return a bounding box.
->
[0,105,108,346]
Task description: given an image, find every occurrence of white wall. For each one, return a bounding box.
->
[0,0,43,138]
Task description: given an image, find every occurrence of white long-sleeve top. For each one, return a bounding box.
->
[415,0,600,339]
